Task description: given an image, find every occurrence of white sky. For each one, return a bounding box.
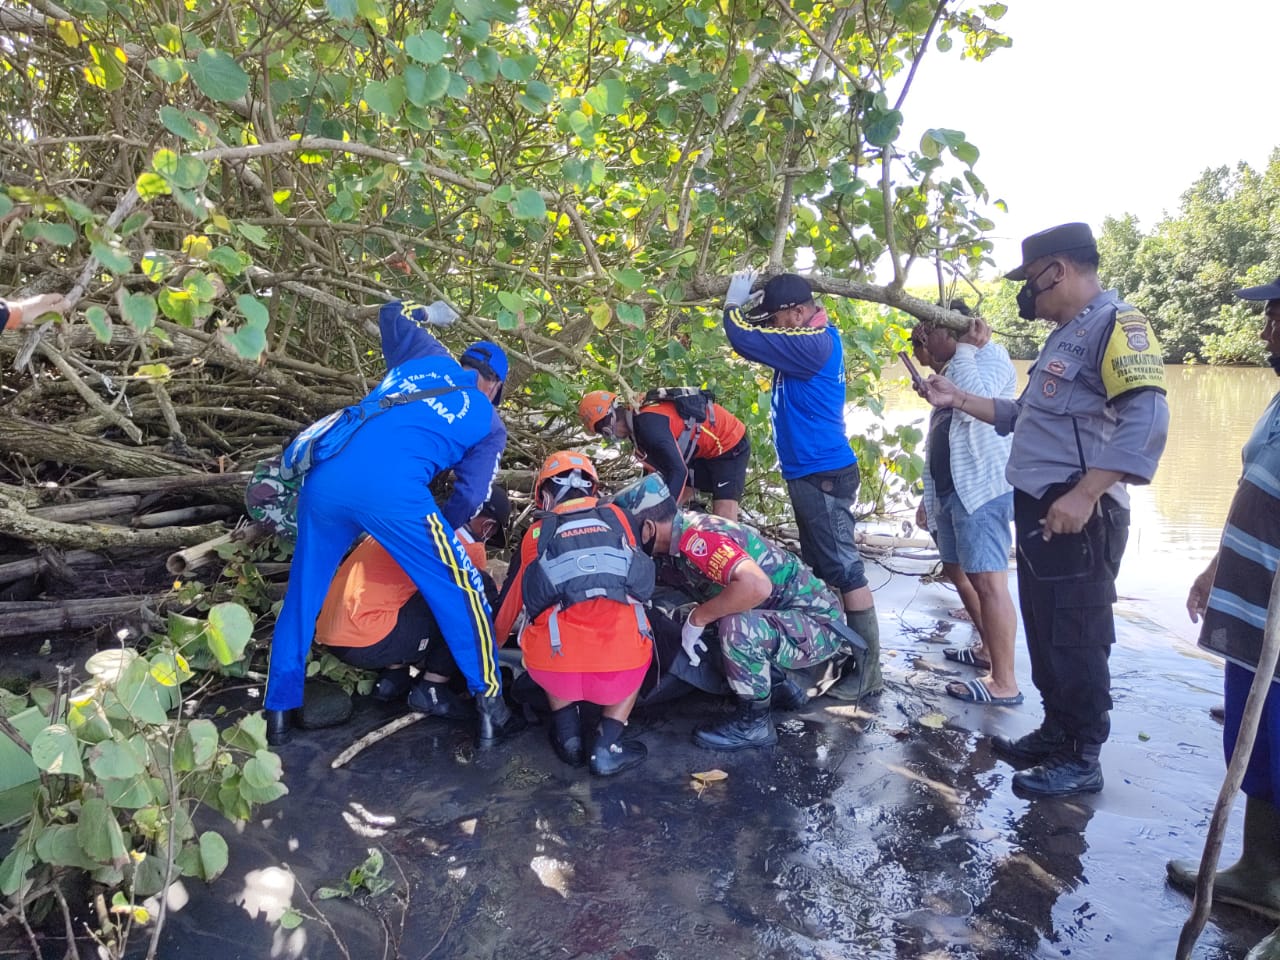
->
[892,0,1280,281]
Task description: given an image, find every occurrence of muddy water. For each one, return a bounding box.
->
[153,365,1278,959]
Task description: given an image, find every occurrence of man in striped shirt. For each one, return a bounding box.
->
[912,304,1022,707]
[1170,277,1280,932]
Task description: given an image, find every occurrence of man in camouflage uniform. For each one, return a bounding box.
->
[612,475,862,750]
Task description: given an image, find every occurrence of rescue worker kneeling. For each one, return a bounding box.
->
[612,475,862,751]
[495,452,656,776]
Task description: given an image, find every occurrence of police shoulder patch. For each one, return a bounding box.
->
[1101,308,1166,401]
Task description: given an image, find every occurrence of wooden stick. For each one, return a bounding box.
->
[134,505,235,528]
[1177,563,1280,959]
[330,713,425,769]
[30,495,140,523]
[0,549,100,584]
[165,521,268,576]
[94,472,253,495]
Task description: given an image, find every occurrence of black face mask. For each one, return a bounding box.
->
[1016,263,1059,321]
[1268,356,1280,376]
[640,522,657,555]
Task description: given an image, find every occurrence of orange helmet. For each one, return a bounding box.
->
[578,390,618,433]
[535,450,599,506]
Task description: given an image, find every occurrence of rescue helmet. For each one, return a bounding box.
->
[578,390,618,433]
[610,474,677,525]
[535,450,599,507]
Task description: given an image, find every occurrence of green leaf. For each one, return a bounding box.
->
[30,724,84,778]
[21,221,76,246]
[102,774,160,808]
[405,30,447,63]
[85,306,112,343]
[616,303,645,327]
[585,78,626,115]
[684,6,707,27]
[35,825,98,869]
[0,194,12,219]
[189,49,250,102]
[110,657,170,724]
[61,197,94,224]
[149,650,192,687]
[222,712,268,753]
[77,797,128,865]
[89,738,145,780]
[148,57,186,83]
[159,105,198,140]
[523,79,553,104]
[0,843,34,897]
[413,64,450,103]
[613,267,645,291]
[280,909,305,930]
[509,188,546,221]
[953,141,980,166]
[120,292,158,333]
[242,749,283,789]
[206,602,253,666]
[91,241,131,274]
[864,107,903,147]
[197,831,229,881]
[208,245,250,275]
[236,222,270,248]
[187,718,219,767]
[326,0,357,20]
[363,78,406,115]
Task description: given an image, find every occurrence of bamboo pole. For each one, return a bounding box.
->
[166,522,269,576]
[1177,564,1280,959]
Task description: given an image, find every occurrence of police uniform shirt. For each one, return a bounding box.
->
[992,289,1169,507]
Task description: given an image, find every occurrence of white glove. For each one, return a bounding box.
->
[681,617,708,668]
[424,300,460,326]
[724,268,757,309]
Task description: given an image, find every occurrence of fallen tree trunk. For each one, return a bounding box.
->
[96,473,253,495]
[30,495,141,523]
[134,505,236,528]
[0,416,204,479]
[0,506,226,550]
[0,595,173,638]
[0,549,101,585]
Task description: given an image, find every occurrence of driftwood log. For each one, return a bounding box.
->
[0,596,173,638]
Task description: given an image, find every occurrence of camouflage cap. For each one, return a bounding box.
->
[609,474,677,524]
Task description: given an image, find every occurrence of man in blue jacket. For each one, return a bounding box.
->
[720,271,882,697]
[264,300,525,747]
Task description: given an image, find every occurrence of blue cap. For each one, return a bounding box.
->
[1004,222,1096,281]
[1234,276,1280,301]
[461,341,508,382]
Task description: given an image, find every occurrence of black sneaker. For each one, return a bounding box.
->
[407,681,475,720]
[1012,750,1104,797]
[589,738,647,776]
[991,726,1067,767]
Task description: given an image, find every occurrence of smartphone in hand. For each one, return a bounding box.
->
[898,350,924,389]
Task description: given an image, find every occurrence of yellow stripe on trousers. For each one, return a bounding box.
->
[427,513,500,696]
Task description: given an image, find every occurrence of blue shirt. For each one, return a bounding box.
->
[722,306,856,479]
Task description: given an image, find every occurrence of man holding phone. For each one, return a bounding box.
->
[917,223,1169,797]
[910,303,1020,708]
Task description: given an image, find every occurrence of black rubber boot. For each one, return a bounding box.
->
[1012,742,1104,797]
[549,704,585,768]
[476,692,527,746]
[373,667,413,702]
[991,724,1068,767]
[589,717,646,776]
[694,696,777,750]
[265,709,292,746]
[770,670,809,711]
[407,681,475,720]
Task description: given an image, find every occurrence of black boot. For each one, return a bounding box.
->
[408,681,475,720]
[265,709,292,746]
[770,669,809,711]
[991,724,1068,767]
[476,692,527,746]
[694,696,777,750]
[1012,742,1104,797]
[549,704,585,767]
[373,667,414,702]
[589,717,646,776]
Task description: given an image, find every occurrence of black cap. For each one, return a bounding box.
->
[1233,276,1280,302]
[1004,222,1097,281]
[478,484,511,527]
[744,273,814,321]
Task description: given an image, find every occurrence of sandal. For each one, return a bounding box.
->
[942,646,991,670]
[946,678,1023,706]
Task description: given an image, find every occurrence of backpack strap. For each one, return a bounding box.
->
[377,381,466,409]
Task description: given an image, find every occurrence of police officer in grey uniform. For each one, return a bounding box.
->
[919,222,1169,796]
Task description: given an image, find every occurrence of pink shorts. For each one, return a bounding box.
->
[526,664,648,705]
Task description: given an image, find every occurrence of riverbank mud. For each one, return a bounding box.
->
[132,565,1276,958]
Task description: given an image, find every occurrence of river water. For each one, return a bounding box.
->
[867,360,1280,644]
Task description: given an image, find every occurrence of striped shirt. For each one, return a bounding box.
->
[1202,388,1280,681]
[923,341,1016,521]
